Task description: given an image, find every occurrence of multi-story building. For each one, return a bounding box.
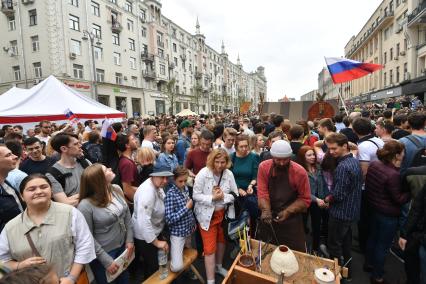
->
[300,89,317,101]
[343,0,426,104]
[0,0,267,116]
[318,67,339,100]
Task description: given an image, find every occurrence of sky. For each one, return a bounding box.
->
[161,0,382,101]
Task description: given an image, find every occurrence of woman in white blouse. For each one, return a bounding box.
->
[193,148,238,284]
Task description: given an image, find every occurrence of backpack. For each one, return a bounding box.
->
[406,135,426,168]
[86,144,102,163]
[47,158,90,190]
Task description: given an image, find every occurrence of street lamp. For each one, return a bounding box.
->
[205,74,212,113]
[82,30,101,101]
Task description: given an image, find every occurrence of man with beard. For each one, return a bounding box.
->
[175,120,193,165]
[257,140,311,252]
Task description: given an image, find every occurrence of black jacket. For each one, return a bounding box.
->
[402,183,426,243]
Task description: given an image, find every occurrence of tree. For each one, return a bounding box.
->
[192,82,203,114]
[165,78,177,115]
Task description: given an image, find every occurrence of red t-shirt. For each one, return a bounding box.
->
[185,148,210,175]
[118,156,142,187]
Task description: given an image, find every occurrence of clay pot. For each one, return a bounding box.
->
[238,254,256,271]
[314,268,335,284]
[269,245,299,276]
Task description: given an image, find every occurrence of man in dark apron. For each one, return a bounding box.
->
[256,140,311,252]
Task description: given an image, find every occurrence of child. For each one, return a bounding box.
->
[164,166,196,272]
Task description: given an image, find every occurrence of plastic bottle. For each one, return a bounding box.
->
[158,249,168,280]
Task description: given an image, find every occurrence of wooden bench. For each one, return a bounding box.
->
[143,248,205,284]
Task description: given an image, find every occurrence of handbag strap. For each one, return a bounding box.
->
[25,232,41,257]
[217,171,224,187]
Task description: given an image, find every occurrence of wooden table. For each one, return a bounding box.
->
[222,239,347,284]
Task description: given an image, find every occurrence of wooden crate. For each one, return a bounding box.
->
[222,239,347,284]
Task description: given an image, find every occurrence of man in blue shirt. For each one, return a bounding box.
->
[325,133,363,281]
[175,120,193,165]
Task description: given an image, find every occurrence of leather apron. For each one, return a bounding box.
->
[256,164,306,252]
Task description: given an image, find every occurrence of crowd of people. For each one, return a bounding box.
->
[0,105,424,284]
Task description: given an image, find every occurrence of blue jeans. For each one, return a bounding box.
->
[90,245,129,284]
[366,211,399,279]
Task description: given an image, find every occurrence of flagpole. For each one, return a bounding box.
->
[338,83,349,116]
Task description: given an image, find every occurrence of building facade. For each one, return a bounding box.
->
[300,89,318,101]
[343,0,426,104]
[0,0,267,117]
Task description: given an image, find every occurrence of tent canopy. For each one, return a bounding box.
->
[0,75,125,124]
[176,109,198,117]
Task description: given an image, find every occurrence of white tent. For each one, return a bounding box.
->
[176,109,198,117]
[0,75,125,128]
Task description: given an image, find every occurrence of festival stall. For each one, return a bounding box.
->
[222,239,348,284]
[0,75,125,130]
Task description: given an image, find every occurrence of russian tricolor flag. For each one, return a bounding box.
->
[325,57,383,84]
[64,108,79,124]
[101,119,117,141]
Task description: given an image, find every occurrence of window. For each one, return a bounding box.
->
[390,48,393,60]
[384,52,387,64]
[70,39,81,55]
[96,69,104,82]
[33,62,42,78]
[131,76,137,87]
[110,0,116,4]
[139,9,146,21]
[390,69,393,84]
[160,64,166,75]
[73,64,84,79]
[404,39,407,51]
[127,19,134,32]
[29,9,37,26]
[115,72,123,85]
[141,27,147,37]
[12,66,21,81]
[69,14,80,31]
[10,40,18,55]
[69,0,78,7]
[92,24,101,39]
[158,48,164,58]
[91,1,100,16]
[129,57,136,69]
[8,16,15,31]
[128,38,135,51]
[396,43,400,56]
[113,52,121,65]
[173,43,177,52]
[384,72,387,86]
[396,66,400,83]
[94,46,103,60]
[174,57,178,67]
[112,32,120,45]
[31,36,39,52]
[125,0,132,13]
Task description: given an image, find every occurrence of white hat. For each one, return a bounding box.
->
[270,140,292,158]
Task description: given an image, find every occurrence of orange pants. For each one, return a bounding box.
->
[199,210,225,255]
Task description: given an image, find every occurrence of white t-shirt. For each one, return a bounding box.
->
[357,137,384,162]
[35,135,50,145]
[141,140,154,149]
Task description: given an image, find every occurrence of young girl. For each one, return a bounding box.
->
[164,166,196,273]
[297,146,329,253]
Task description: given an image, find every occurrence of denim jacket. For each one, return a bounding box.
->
[193,167,238,231]
[307,166,329,201]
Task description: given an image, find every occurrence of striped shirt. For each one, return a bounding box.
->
[329,154,363,221]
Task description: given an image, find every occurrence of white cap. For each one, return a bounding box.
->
[270,140,292,158]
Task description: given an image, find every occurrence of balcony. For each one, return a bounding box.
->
[111,20,122,33]
[143,70,156,80]
[141,52,154,62]
[195,71,202,79]
[1,0,14,16]
[408,1,426,27]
